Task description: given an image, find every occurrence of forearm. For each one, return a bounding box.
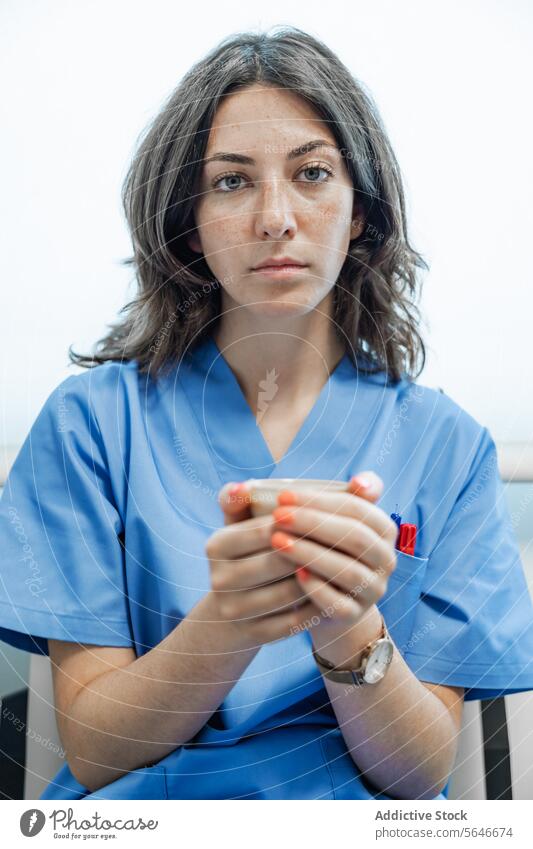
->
[312,605,459,800]
[66,592,259,792]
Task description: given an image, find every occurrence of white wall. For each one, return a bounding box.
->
[1,0,532,446]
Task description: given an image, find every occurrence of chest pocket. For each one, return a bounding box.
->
[377,550,429,654]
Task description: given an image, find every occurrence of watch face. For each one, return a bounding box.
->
[363,639,394,684]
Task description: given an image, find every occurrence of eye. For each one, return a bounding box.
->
[295,162,334,183]
[211,172,248,192]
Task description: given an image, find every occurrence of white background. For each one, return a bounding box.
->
[1,0,532,446]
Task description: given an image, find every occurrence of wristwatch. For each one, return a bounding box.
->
[312,614,394,686]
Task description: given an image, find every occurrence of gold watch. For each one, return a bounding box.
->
[312,614,394,686]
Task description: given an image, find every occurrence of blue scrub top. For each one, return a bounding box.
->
[1,335,533,800]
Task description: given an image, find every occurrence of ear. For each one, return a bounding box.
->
[186,229,203,254]
[350,200,366,242]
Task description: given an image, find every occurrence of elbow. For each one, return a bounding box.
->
[372,774,449,801]
[358,753,454,801]
[67,752,126,795]
[55,724,90,790]
[58,710,128,794]
[411,773,452,800]
[406,777,449,800]
[62,734,124,794]
[55,721,96,792]
[65,750,92,791]
[65,747,98,793]
[384,728,459,800]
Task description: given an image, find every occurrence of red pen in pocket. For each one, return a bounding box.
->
[398,523,417,556]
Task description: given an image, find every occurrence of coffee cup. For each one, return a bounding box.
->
[248,478,349,517]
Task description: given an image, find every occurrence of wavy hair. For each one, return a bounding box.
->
[69,26,428,382]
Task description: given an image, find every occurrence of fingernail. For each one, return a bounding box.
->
[296,566,311,581]
[272,507,295,525]
[277,490,298,506]
[271,531,294,551]
[352,475,371,490]
[228,482,246,497]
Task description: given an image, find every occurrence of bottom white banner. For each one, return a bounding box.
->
[2,799,531,848]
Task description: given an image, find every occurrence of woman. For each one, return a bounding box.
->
[1,27,533,801]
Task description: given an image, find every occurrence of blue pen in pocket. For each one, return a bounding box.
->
[390,505,402,547]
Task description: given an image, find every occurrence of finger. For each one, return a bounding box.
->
[347,471,384,503]
[276,481,396,543]
[246,601,319,642]
[219,481,253,526]
[211,549,297,591]
[295,568,363,623]
[272,505,395,569]
[271,531,391,605]
[206,513,275,561]
[217,576,307,621]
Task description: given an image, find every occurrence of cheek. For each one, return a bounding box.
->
[309,206,353,268]
[196,197,240,244]
[215,215,255,248]
[199,218,245,271]
[203,217,235,246]
[314,194,353,236]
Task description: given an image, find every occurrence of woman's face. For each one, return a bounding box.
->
[187,83,364,319]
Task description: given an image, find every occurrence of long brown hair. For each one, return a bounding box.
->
[69,26,428,383]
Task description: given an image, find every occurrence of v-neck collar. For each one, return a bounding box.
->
[178,334,390,487]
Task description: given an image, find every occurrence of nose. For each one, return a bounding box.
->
[254,175,297,240]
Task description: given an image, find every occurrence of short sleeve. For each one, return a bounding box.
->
[403,426,533,701]
[0,374,134,655]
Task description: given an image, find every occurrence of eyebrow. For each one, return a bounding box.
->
[202,138,340,166]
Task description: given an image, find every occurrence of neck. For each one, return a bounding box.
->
[212,292,346,415]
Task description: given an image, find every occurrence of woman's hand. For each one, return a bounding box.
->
[205,482,317,649]
[270,473,398,649]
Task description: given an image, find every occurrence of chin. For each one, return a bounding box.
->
[244,297,317,319]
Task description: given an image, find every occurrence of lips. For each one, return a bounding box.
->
[256,264,306,270]
[252,257,306,270]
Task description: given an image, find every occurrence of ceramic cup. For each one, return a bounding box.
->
[248,478,349,517]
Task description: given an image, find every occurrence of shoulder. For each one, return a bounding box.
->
[357,355,482,435]
[394,374,488,448]
[59,359,142,392]
[38,360,147,434]
[354,355,490,463]
[373,373,494,487]
[52,360,145,405]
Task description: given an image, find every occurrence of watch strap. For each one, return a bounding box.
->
[312,614,389,685]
